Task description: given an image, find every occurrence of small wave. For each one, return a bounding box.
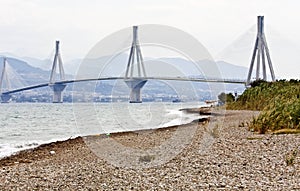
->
[10,133,22,137]
[0,136,78,159]
[166,109,183,116]
[15,145,23,148]
[13,142,39,149]
[12,116,22,119]
[0,144,20,159]
[161,106,210,128]
[160,118,183,127]
[25,142,39,147]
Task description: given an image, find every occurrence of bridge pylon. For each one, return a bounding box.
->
[246,16,276,86]
[0,57,11,103]
[124,26,147,103]
[49,41,66,103]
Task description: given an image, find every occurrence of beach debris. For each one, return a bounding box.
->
[49,150,55,155]
[180,107,212,115]
[198,117,210,123]
[139,154,155,163]
[199,107,212,115]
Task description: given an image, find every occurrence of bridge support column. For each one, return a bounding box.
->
[246,16,275,86]
[50,84,66,103]
[1,93,11,103]
[49,41,66,103]
[124,26,148,103]
[125,79,147,103]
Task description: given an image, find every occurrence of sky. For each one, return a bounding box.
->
[0,0,300,79]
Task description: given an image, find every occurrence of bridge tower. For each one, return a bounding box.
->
[0,57,12,103]
[49,41,66,103]
[246,16,276,85]
[124,26,147,103]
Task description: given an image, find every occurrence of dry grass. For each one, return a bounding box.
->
[285,149,298,166]
[273,129,300,135]
[246,137,263,140]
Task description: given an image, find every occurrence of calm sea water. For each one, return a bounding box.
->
[0,102,206,158]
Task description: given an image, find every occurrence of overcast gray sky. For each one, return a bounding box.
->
[0,0,299,79]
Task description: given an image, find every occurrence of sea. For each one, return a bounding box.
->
[0,102,207,158]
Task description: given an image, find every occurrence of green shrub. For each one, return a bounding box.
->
[228,80,300,133]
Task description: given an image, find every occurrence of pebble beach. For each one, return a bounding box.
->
[0,110,299,190]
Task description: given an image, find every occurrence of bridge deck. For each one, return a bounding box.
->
[2,77,246,95]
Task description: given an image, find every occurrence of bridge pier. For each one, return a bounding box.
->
[125,79,147,103]
[49,41,66,103]
[50,84,66,103]
[1,93,11,103]
[124,26,147,103]
[247,16,275,85]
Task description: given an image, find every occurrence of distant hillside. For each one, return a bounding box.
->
[8,52,251,80]
[0,56,74,90]
[62,56,251,80]
[20,57,52,71]
[0,56,49,89]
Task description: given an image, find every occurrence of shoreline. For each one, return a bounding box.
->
[1,110,299,190]
[0,119,203,167]
[0,106,209,160]
[0,104,206,159]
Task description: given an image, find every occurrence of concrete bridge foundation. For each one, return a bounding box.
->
[50,84,66,103]
[1,93,11,103]
[124,79,147,103]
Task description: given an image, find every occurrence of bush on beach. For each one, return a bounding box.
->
[227,80,300,133]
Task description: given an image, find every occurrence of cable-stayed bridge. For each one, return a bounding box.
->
[0,16,275,103]
[2,77,246,95]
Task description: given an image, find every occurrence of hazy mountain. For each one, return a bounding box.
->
[64,58,82,75]
[0,56,49,89]
[216,61,249,79]
[60,55,251,80]
[20,57,52,71]
[0,56,74,90]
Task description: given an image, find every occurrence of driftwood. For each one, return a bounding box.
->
[180,107,212,115]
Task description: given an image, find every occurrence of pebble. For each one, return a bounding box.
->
[0,110,299,190]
